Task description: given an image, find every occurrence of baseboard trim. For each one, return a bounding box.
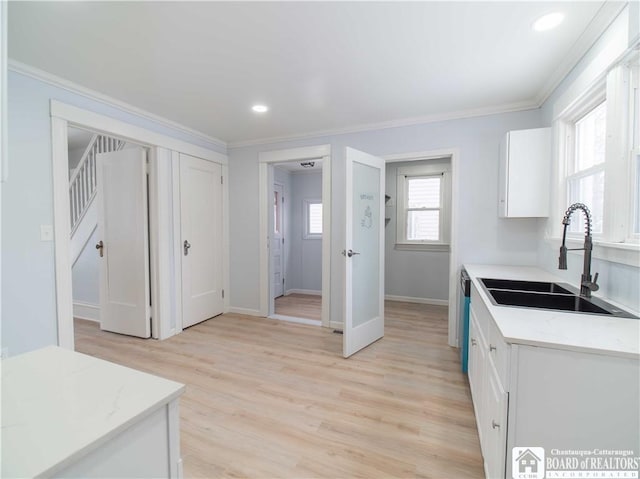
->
[384,295,449,306]
[329,320,344,330]
[73,301,100,322]
[285,289,322,296]
[227,307,263,317]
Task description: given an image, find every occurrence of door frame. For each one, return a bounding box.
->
[383,148,460,348]
[258,145,332,327]
[50,100,228,349]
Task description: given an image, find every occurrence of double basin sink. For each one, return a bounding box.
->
[480,278,638,319]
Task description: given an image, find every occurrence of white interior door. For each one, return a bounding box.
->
[343,147,385,358]
[180,154,223,329]
[272,183,285,298]
[97,147,150,338]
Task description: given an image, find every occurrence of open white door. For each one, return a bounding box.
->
[343,147,385,358]
[272,183,285,298]
[180,154,224,329]
[97,147,151,338]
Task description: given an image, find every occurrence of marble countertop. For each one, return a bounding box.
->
[464,264,640,359]
[1,346,185,478]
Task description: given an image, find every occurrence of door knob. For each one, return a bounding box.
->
[95,240,104,257]
[184,240,191,256]
[347,249,360,258]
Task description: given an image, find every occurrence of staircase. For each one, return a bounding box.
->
[70,134,125,264]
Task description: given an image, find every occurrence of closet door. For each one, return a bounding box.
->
[180,154,223,328]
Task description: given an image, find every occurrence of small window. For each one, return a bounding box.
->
[304,200,322,239]
[396,161,451,250]
[406,176,441,241]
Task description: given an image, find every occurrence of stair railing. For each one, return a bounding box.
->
[69,134,125,234]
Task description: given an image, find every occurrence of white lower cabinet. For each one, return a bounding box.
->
[469,290,509,479]
[468,284,640,479]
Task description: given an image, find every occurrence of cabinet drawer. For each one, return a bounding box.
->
[487,317,510,389]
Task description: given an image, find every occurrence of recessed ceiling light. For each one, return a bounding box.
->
[533,12,565,32]
[252,104,269,113]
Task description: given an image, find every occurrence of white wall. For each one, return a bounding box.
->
[288,171,322,293]
[72,228,99,305]
[68,146,86,171]
[2,70,225,356]
[537,5,639,312]
[228,108,545,328]
[385,159,450,302]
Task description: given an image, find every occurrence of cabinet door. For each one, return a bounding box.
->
[485,366,508,479]
[468,311,488,451]
[499,127,551,218]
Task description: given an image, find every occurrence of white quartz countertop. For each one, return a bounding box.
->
[1,346,185,478]
[464,264,640,359]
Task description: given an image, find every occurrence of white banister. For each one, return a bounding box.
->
[69,134,125,234]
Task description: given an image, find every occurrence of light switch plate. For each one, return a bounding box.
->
[40,224,54,241]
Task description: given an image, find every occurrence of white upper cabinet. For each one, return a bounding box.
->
[498,127,551,218]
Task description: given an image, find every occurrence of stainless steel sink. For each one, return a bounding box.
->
[488,290,611,315]
[480,278,571,294]
[479,278,638,319]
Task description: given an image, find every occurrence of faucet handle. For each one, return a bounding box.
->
[583,272,600,293]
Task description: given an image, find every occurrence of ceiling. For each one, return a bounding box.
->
[8,1,614,146]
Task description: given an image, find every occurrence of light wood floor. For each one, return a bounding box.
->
[274,293,322,321]
[74,302,483,478]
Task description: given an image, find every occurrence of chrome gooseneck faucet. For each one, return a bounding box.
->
[558,203,599,298]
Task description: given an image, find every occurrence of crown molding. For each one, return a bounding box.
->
[8,59,227,150]
[227,100,539,149]
[534,1,629,107]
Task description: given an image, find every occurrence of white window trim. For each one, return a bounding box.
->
[549,54,640,266]
[395,163,451,251]
[303,199,322,240]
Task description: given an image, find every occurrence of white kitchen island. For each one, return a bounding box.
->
[1,346,185,478]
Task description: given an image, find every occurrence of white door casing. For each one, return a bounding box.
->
[343,147,386,358]
[180,153,224,328]
[272,183,285,298]
[97,147,151,338]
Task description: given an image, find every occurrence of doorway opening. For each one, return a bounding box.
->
[67,125,153,340]
[258,145,331,328]
[383,149,460,348]
[270,160,324,325]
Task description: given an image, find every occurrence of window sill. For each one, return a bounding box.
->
[546,237,640,267]
[395,243,450,252]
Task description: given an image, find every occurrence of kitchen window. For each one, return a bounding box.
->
[303,200,322,239]
[566,100,606,235]
[396,162,451,250]
[559,55,639,246]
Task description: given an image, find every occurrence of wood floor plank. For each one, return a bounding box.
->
[74,301,483,478]
[274,293,322,321]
